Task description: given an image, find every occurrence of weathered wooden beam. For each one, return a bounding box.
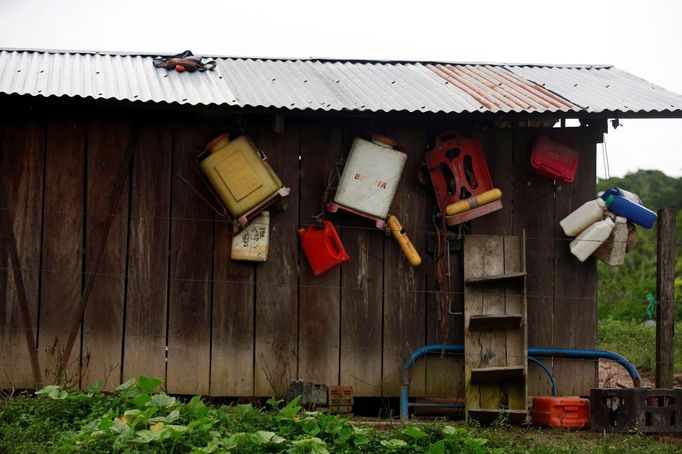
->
[656,208,677,388]
[0,182,42,386]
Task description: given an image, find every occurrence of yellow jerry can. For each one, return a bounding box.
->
[200,134,289,224]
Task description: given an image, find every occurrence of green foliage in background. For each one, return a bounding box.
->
[596,170,682,322]
[595,170,681,373]
[1,377,681,453]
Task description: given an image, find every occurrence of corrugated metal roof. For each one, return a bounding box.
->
[1,49,682,116]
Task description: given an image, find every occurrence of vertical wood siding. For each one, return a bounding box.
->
[0,109,598,397]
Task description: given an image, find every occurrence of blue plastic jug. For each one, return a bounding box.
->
[605,195,657,228]
[600,187,642,205]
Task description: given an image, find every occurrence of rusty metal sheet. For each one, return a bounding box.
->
[1,49,682,115]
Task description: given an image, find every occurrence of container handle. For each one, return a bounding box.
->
[327,231,345,258]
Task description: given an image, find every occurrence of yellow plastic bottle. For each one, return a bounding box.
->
[200,134,285,218]
[445,188,502,216]
[387,215,422,267]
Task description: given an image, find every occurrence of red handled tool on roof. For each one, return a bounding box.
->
[153,50,216,72]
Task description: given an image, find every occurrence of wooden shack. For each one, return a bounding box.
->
[1,51,681,401]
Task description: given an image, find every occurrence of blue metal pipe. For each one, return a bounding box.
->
[399,344,641,422]
[528,357,556,397]
[528,347,641,387]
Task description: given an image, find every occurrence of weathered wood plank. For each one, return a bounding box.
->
[464,235,506,410]
[210,219,255,396]
[383,127,427,396]
[81,118,131,389]
[425,245,465,399]
[0,117,45,388]
[254,124,300,397]
[166,122,215,394]
[339,124,383,397]
[503,235,526,410]
[470,128,514,235]
[553,130,598,396]
[37,118,84,386]
[339,214,384,396]
[123,122,172,383]
[298,124,341,386]
[512,128,555,397]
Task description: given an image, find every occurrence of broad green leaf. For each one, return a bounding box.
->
[136,376,163,394]
[442,425,467,437]
[86,378,106,394]
[149,409,180,424]
[380,438,408,449]
[131,393,152,408]
[166,424,188,433]
[35,385,60,396]
[186,395,209,417]
[252,430,275,444]
[147,393,176,408]
[116,378,136,392]
[134,429,160,444]
[402,425,427,439]
[428,440,446,454]
[271,434,286,444]
[278,395,302,418]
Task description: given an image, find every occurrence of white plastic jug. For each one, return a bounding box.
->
[560,198,607,237]
[570,218,615,262]
[593,216,628,266]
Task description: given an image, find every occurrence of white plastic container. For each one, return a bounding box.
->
[570,218,615,262]
[560,198,607,237]
[332,137,407,221]
[231,211,269,261]
[593,216,628,266]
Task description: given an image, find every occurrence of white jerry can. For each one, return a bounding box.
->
[331,137,407,224]
[231,211,270,261]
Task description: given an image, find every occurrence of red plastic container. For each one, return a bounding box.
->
[425,131,495,215]
[299,221,350,276]
[531,396,590,429]
[531,135,579,183]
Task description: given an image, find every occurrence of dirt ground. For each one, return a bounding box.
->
[599,359,682,388]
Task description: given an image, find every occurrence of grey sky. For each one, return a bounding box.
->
[1,0,680,177]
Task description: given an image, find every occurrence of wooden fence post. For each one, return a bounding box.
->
[656,208,677,388]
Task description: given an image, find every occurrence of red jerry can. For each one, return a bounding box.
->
[531,135,579,183]
[424,131,495,215]
[299,220,350,276]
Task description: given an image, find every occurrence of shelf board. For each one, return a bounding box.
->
[468,408,527,424]
[468,314,523,331]
[470,365,525,385]
[464,271,526,284]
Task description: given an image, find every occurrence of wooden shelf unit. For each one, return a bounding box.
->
[463,233,528,424]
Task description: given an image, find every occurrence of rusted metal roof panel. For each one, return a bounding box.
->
[1,49,682,116]
[505,65,682,113]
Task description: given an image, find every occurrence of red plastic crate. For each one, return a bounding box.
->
[531,397,589,429]
[531,135,579,183]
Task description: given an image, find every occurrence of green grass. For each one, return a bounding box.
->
[1,377,681,453]
[598,319,682,374]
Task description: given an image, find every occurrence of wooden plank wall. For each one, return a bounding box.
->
[0,108,598,398]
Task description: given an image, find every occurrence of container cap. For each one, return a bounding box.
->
[603,217,615,228]
[604,194,614,206]
[206,133,231,153]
